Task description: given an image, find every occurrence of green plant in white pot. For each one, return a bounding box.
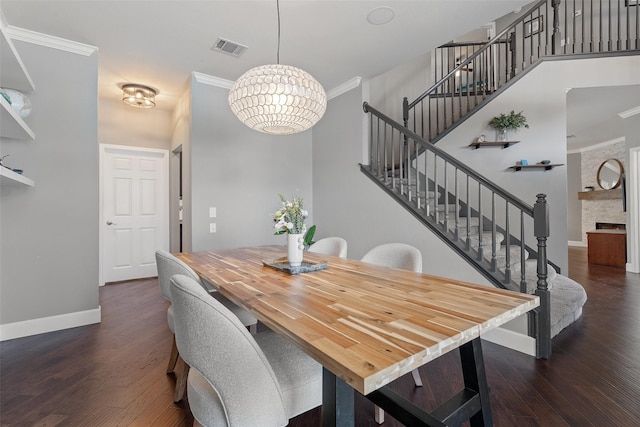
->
[489,110,529,141]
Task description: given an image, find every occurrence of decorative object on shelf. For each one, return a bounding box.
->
[121,84,157,109]
[3,89,32,118]
[584,186,594,191]
[11,168,23,175]
[228,0,326,135]
[518,159,528,166]
[477,134,485,143]
[488,110,528,142]
[273,194,310,266]
[0,154,9,167]
[539,160,551,165]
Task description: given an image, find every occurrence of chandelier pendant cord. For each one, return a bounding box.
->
[276,0,281,65]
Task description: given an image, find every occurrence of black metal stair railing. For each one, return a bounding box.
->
[404,0,640,142]
[362,102,552,358]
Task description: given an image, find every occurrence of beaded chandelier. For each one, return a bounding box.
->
[228,1,326,135]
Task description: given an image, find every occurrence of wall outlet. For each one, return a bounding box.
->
[209,207,217,218]
[209,223,216,233]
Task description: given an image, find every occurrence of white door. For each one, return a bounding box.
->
[101,145,169,282]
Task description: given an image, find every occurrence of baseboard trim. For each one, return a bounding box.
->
[481,326,536,356]
[568,240,587,247]
[0,307,101,342]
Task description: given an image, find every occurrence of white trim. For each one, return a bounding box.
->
[567,136,625,154]
[0,307,101,342]
[192,71,234,89]
[618,105,640,119]
[481,326,536,356]
[327,76,362,100]
[568,240,587,247]
[361,79,370,164]
[99,144,169,285]
[627,146,640,273]
[6,26,96,56]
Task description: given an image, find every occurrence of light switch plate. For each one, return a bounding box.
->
[209,207,217,218]
[209,223,216,233]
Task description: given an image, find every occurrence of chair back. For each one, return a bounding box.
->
[155,250,201,302]
[361,243,422,272]
[170,274,288,427]
[308,237,348,258]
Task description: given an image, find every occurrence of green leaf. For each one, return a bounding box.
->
[303,225,316,249]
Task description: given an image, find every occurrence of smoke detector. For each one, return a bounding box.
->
[211,38,248,57]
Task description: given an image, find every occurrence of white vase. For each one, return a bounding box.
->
[287,233,304,266]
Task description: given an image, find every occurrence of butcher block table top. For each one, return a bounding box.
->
[176,245,539,396]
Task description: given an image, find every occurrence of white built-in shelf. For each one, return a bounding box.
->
[0,167,35,187]
[0,25,35,92]
[0,94,34,140]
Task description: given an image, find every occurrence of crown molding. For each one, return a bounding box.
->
[327,76,362,100]
[6,26,96,56]
[192,72,234,89]
[567,136,625,154]
[618,105,640,119]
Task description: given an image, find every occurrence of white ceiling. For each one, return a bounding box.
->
[1,0,637,151]
[0,0,530,109]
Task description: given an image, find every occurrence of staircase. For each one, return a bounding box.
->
[361,0,638,358]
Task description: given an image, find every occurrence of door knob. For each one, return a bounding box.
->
[106,220,117,225]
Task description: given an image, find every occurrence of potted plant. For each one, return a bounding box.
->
[489,110,529,141]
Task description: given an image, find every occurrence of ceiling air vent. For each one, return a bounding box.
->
[212,38,248,57]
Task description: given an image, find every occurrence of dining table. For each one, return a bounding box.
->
[176,245,539,427]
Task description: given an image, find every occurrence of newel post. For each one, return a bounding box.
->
[551,0,562,55]
[402,97,409,129]
[533,194,551,359]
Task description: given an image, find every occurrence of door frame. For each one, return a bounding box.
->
[99,144,169,285]
[627,146,640,273]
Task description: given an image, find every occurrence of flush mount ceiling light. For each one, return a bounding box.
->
[122,84,157,109]
[228,0,327,135]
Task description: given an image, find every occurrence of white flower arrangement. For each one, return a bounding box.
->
[273,194,308,235]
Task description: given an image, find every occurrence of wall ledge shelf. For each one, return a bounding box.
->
[0,167,35,187]
[469,141,520,149]
[509,164,563,171]
[0,95,35,140]
[578,188,622,200]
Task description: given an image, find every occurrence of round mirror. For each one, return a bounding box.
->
[597,158,624,190]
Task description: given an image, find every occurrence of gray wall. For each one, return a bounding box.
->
[188,76,313,251]
[567,152,583,242]
[1,41,99,324]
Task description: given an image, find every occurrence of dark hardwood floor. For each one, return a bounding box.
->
[1,247,638,426]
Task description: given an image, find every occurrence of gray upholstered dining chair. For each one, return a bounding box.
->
[360,242,423,424]
[307,236,348,258]
[155,250,257,403]
[170,274,323,427]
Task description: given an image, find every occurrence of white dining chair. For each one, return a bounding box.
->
[155,250,257,402]
[360,242,423,424]
[170,274,323,427]
[308,236,348,258]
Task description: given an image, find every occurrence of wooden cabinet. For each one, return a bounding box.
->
[587,230,627,267]
[1,23,36,187]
